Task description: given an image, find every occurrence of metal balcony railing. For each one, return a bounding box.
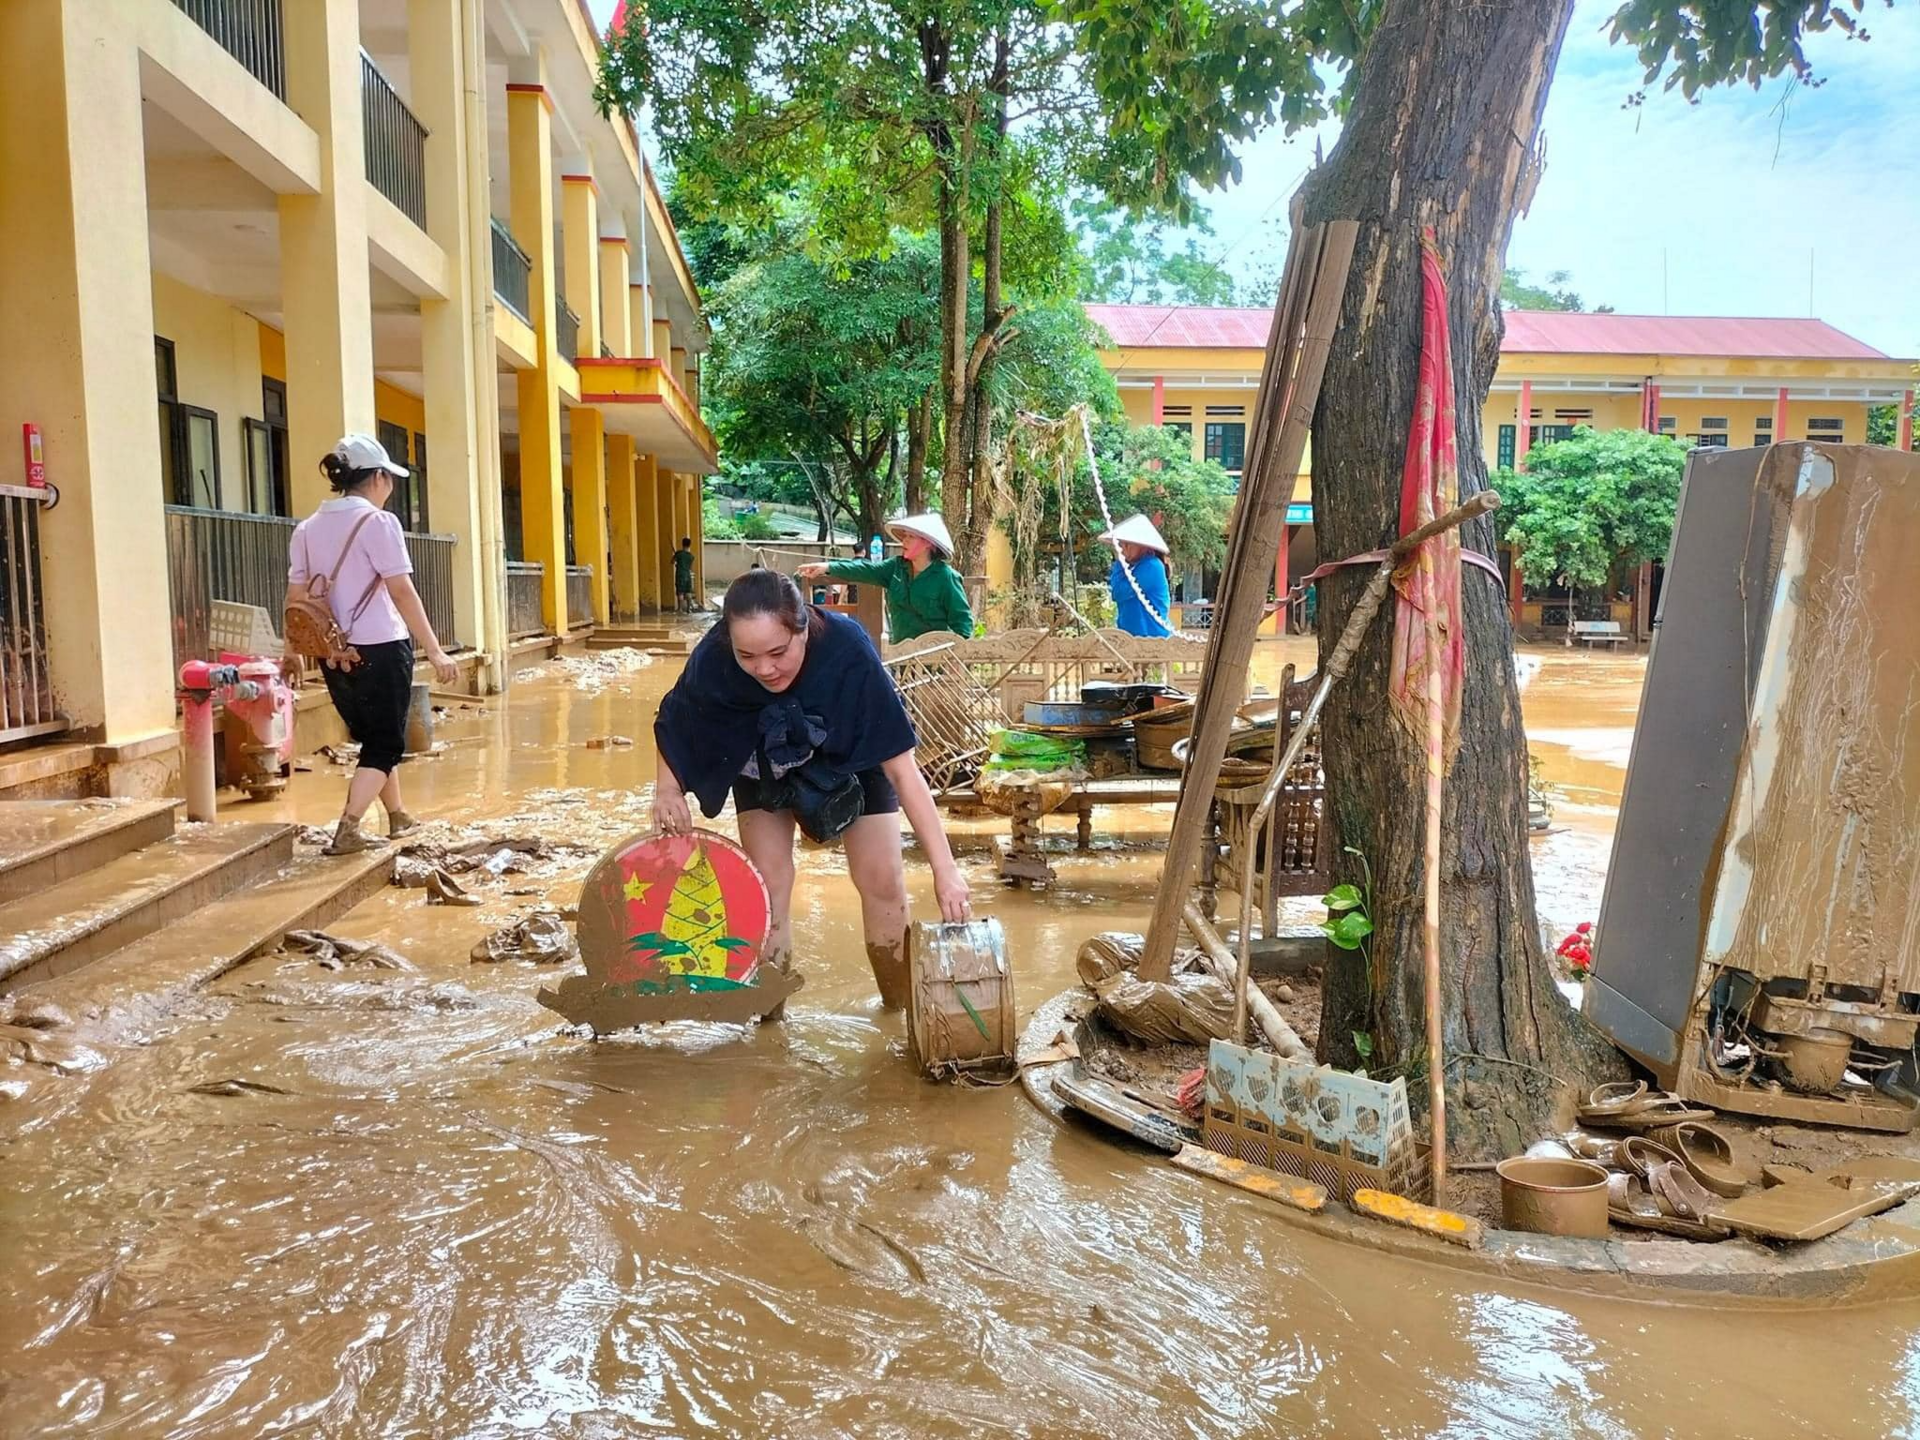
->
[0,493,61,743]
[557,301,581,361]
[506,561,546,638]
[565,566,594,628]
[491,218,532,323]
[172,0,285,99]
[361,51,427,229]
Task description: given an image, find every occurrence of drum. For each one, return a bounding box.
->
[907,917,1016,1077]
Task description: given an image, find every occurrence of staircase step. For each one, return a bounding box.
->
[0,799,181,906]
[23,847,394,1030]
[0,822,294,990]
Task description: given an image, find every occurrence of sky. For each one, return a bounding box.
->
[588,0,1919,357]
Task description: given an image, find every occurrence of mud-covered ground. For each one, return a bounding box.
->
[6,639,1920,1438]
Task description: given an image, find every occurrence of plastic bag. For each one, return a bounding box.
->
[1075,932,1234,1046]
[984,728,1085,773]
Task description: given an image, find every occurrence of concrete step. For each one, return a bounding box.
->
[22,846,393,1030]
[0,822,294,990]
[0,798,181,906]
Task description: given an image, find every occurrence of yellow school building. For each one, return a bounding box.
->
[0,0,715,792]
[1089,303,1915,635]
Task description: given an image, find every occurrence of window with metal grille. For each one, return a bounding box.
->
[1204,421,1246,473]
[1700,416,1728,430]
[1689,433,1729,448]
[1754,416,1773,447]
[1807,417,1845,437]
[1497,424,1516,469]
[1658,417,1677,434]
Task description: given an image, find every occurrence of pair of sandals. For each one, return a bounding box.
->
[1576,1080,1716,1132]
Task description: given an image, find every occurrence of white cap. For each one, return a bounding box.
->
[1099,514,1169,555]
[885,512,955,557]
[331,432,409,478]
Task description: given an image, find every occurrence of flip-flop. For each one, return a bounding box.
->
[1581,1095,1717,1132]
[1621,1136,1683,1182]
[1607,1172,1665,1223]
[1579,1080,1650,1120]
[1652,1121,1746,1199]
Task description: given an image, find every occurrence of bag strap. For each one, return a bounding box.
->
[325,510,379,588]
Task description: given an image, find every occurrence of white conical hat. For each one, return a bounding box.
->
[885,512,955,556]
[1099,514,1170,555]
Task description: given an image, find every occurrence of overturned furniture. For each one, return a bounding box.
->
[1590,443,1920,1133]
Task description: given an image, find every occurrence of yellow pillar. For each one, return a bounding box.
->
[685,356,700,409]
[599,238,639,618]
[560,174,601,357]
[0,1,173,750]
[279,0,376,515]
[570,406,609,624]
[630,284,653,357]
[689,474,706,601]
[670,345,689,397]
[599,238,632,355]
[508,73,567,633]
[653,320,673,370]
[409,0,488,653]
[664,466,686,606]
[635,452,662,611]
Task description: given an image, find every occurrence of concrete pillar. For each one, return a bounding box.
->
[507,73,567,633]
[1901,389,1915,452]
[1644,383,1662,435]
[670,345,688,396]
[409,0,487,653]
[1514,379,1532,467]
[689,473,705,599]
[635,451,662,611]
[560,174,600,358]
[606,435,639,619]
[632,285,654,357]
[664,466,686,578]
[599,238,632,355]
[1774,386,1790,444]
[685,355,700,409]
[0,2,174,747]
[653,319,673,369]
[279,0,376,515]
[569,406,609,624]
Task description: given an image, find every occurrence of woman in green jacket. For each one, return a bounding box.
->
[796,513,974,643]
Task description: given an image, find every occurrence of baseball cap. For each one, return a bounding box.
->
[331,432,409,477]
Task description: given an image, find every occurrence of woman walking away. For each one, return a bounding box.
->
[795,512,972,643]
[653,569,971,1007]
[285,433,457,855]
[1101,514,1175,638]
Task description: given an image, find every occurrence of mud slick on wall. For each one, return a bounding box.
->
[9,645,1920,1436]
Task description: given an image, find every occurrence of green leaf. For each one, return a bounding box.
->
[1352,1030,1374,1061]
[713,936,752,950]
[1320,912,1374,950]
[1322,884,1363,913]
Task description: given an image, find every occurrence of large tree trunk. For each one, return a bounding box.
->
[1302,0,1623,1161]
[919,21,972,561]
[904,388,932,513]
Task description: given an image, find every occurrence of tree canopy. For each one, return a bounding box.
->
[1500,266,1612,313]
[1496,426,1689,589]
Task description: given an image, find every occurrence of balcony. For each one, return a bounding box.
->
[506,561,545,638]
[491,218,531,324]
[557,300,581,361]
[361,52,427,229]
[573,357,720,474]
[164,506,457,676]
[565,565,594,628]
[171,0,285,99]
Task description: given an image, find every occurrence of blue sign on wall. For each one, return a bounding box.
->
[1285,502,1313,525]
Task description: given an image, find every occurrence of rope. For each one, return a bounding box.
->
[1075,409,1206,646]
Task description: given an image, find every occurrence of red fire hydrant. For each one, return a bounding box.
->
[178,658,297,821]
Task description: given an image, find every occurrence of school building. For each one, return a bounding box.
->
[0,0,715,794]
[1088,303,1915,636]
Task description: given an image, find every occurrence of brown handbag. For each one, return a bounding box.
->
[284,510,384,668]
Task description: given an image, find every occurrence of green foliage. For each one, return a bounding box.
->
[1497,427,1689,590]
[1094,423,1234,576]
[1074,198,1239,307]
[1868,404,1897,448]
[700,494,738,540]
[1607,0,1881,99]
[591,3,652,119]
[1500,267,1612,313]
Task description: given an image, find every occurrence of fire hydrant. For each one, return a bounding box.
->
[178,658,297,821]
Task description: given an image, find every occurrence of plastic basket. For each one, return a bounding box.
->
[209,600,282,659]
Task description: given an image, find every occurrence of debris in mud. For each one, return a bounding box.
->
[584,734,634,750]
[317,743,360,766]
[0,1024,106,1075]
[279,929,418,971]
[471,909,578,965]
[186,1078,291,1098]
[1076,931,1233,1045]
[295,825,337,847]
[424,871,481,907]
[529,649,654,692]
[0,996,71,1031]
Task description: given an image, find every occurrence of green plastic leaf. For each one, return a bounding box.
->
[1320,912,1373,950]
[1322,884,1363,913]
[713,936,752,950]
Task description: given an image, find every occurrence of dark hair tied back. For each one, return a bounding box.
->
[723,568,810,635]
[319,453,382,494]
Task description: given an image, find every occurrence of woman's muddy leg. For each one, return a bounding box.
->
[737,809,798,1015]
[342,766,388,824]
[843,813,910,1008]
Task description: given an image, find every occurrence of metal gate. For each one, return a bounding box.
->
[0,493,61,742]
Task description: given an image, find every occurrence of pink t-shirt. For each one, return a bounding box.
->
[288,497,413,645]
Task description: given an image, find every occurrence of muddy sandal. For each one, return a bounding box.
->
[1579,1081,1649,1122]
[1582,1094,1716,1132]
[1648,1159,1720,1225]
[1651,1121,1746,1199]
[1565,1130,1624,1168]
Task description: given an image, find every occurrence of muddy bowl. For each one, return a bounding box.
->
[1495,1156,1611,1239]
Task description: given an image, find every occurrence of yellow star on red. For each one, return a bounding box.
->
[623,874,653,902]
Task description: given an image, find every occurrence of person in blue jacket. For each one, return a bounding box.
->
[1102,514,1175,637]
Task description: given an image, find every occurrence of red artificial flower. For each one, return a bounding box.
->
[1576,922,1593,935]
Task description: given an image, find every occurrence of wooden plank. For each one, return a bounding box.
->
[1706,1178,1916,1241]
[1140,220,1359,980]
[1171,1143,1328,1213]
[1351,1187,1485,1249]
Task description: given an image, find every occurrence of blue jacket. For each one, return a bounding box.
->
[1110,554,1173,637]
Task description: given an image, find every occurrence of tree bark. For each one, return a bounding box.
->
[1302,0,1623,1161]
[905,388,932,513]
[919,20,972,562]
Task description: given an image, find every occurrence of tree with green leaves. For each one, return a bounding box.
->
[1295,0,1882,1153]
[1082,422,1234,579]
[1495,427,1687,591]
[1075,199,1238,307]
[1500,266,1612,313]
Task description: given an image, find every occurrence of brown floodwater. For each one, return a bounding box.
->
[6,640,1920,1438]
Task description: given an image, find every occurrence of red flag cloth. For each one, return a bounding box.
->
[1388,231,1464,758]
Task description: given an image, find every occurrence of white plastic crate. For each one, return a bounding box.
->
[208,600,282,659]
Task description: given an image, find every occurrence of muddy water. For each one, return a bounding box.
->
[7,641,1920,1437]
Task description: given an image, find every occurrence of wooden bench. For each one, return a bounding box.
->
[1571,619,1629,651]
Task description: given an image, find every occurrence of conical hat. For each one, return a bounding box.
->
[885,512,955,556]
[1099,514,1170,555]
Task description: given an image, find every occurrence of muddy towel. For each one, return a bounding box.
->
[471,909,577,965]
[973,767,1083,817]
[1075,932,1234,1045]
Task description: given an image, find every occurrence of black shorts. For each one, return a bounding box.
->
[731,765,899,818]
[320,637,413,773]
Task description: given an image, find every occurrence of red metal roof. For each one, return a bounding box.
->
[1086,303,1891,361]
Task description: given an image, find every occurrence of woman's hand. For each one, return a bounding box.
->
[427,646,458,686]
[933,862,972,924]
[795,562,827,581]
[655,782,693,836]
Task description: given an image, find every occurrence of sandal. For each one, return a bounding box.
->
[1648,1159,1719,1224]
[1579,1080,1649,1120]
[1651,1121,1746,1199]
[1621,1136,1683,1182]
[1580,1094,1716,1132]
[1565,1130,1624,1168]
